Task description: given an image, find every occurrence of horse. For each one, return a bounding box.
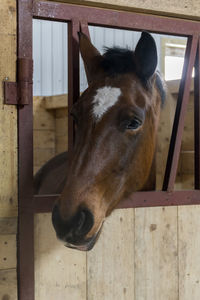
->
[34,31,165,251]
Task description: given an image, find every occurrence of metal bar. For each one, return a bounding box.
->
[68,19,80,151]
[18,58,33,105]
[80,20,90,39]
[194,38,200,189]
[33,195,59,213]
[118,190,200,208]
[163,35,199,191]
[17,0,34,300]
[33,190,200,212]
[33,1,200,36]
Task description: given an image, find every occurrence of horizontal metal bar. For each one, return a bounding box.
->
[34,190,200,213]
[33,1,200,36]
[118,190,200,208]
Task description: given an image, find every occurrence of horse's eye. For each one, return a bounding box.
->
[126,118,142,130]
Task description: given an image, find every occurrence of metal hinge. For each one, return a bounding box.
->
[4,58,33,105]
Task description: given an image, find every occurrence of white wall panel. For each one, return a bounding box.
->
[62,23,68,94]
[33,20,68,96]
[33,19,42,96]
[41,20,53,96]
[33,20,161,96]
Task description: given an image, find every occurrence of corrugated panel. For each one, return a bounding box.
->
[33,20,161,96]
[33,20,68,96]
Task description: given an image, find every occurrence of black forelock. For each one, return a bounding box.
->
[101,47,136,76]
[100,46,166,106]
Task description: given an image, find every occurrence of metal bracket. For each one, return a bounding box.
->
[4,58,33,105]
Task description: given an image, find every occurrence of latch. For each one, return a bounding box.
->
[4,58,33,105]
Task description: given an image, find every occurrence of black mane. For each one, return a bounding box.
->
[101,47,166,106]
[101,47,136,76]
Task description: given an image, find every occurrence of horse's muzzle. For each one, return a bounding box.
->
[64,226,103,251]
[52,204,96,250]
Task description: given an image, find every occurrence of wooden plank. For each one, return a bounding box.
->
[56,135,68,154]
[55,117,68,136]
[0,109,18,217]
[45,94,68,110]
[34,148,55,168]
[0,34,16,100]
[50,0,200,21]
[168,79,194,94]
[174,174,194,190]
[179,206,200,300]
[56,108,68,118]
[34,130,55,149]
[0,218,17,235]
[134,207,178,300]
[87,209,135,300]
[180,174,194,189]
[33,96,55,130]
[0,269,17,300]
[0,0,16,35]
[0,20,17,218]
[179,151,194,174]
[34,213,87,300]
[0,235,16,270]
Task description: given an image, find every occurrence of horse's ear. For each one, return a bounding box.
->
[78,32,103,84]
[134,32,157,81]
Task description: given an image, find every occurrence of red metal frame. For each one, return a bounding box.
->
[16,1,200,299]
[17,1,34,300]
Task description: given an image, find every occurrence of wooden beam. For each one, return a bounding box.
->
[47,0,200,21]
[44,94,68,110]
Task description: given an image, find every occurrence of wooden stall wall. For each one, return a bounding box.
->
[0,0,18,299]
[33,97,56,174]
[33,94,68,173]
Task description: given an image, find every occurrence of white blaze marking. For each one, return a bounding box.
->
[92,86,121,120]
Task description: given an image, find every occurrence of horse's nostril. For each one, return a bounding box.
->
[52,205,94,242]
[74,209,94,237]
[77,211,86,231]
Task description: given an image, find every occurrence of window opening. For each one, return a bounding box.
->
[33,20,68,193]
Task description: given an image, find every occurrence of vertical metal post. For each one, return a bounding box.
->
[68,19,80,152]
[163,35,199,191]
[80,20,90,39]
[17,0,34,300]
[194,38,200,189]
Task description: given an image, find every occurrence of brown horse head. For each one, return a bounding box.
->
[52,31,165,251]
